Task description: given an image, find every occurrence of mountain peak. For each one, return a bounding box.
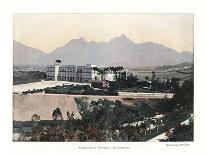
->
[77,37,86,42]
[120,34,128,38]
[109,34,133,43]
[68,37,87,44]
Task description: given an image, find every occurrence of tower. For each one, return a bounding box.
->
[151,71,156,81]
[54,60,61,81]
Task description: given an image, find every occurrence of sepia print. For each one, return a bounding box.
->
[13,14,193,142]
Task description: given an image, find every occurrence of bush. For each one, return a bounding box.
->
[22,84,118,96]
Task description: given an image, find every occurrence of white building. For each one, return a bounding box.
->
[46,63,98,82]
[46,61,127,82]
[77,64,93,82]
[66,65,76,82]
[76,64,104,82]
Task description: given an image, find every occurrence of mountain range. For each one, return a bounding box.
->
[13,34,193,68]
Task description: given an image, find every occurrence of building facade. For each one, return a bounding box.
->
[77,64,93,82]
[46,66,55,81]
[46,62,126,83]
[66,65,76,82]
[46,64,99,82]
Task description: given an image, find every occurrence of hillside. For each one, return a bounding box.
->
[13,41,47,65]
[155,62,193,71]
[14,34,193,67]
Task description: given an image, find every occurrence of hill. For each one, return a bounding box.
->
[13,41,47,65]
[14,34,193,67]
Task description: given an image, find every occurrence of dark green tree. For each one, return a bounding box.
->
[52,107,63,120]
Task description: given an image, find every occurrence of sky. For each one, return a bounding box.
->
[14,14,193,53]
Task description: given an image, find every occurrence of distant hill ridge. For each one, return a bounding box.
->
[14,34,193,67]
[155,62,193,70]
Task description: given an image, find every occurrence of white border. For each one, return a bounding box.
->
[0,0,207,155]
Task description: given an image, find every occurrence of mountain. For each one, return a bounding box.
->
[155,62,193,71]
[13,41,47,65]
[14,35,193,67]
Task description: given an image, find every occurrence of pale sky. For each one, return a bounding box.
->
[14,14,193,53]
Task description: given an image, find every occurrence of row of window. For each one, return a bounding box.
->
[47,69,91,73]
[77,73,92,78]
[47,67,76,72]
[47,73,91,77]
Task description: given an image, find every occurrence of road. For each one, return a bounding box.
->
[118,92,174,98]
[13,81,91,93]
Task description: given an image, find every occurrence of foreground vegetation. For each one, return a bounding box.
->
[14,78,193,142]
[160,121,193,142]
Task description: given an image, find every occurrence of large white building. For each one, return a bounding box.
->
[46,63,100,82]
[46,61,127,83]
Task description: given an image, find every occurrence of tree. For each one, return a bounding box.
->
[109,66,123,80]
[67,111,75,120]
[74,97,90,120]
[31,114,41,121]
[145,76,149,81]
[30,114,42,138]
[172,79,193,112]
[170,77,180,92]
[52,107,63,120]
[92,67,106,80]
